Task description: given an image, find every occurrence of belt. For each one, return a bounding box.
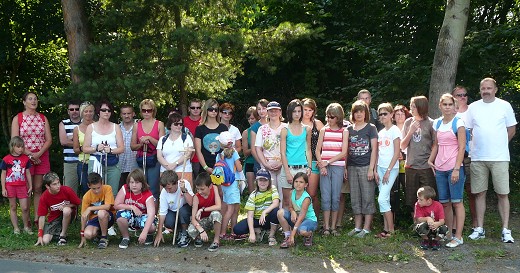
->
[289,165,308,169]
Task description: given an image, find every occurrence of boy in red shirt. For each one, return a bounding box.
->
[413,186,448,250]
[34,172,81,246]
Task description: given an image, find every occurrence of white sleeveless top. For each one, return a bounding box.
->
[91,123,117,156]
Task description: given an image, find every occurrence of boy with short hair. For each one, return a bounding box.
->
[187,172,222,251]
[78,173,116,249]
[413,186,448,250]
[34,172,81,246]
[154,170,194,247]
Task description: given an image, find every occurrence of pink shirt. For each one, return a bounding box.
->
[320,127,346,166]
[137,120,160,157]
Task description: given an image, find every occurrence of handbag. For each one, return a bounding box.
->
[94,153,119,166]
[136,154,157,168]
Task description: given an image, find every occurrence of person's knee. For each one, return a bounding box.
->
[97,210,109,220]
[62,207,72,217]
[496,193,509,200]
[84,227,97,239]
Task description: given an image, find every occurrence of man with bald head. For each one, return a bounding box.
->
[465,78,516,243]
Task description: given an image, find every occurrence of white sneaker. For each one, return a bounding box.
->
[108,226,117,236]
[468,227,485,240]
[502,228,514,243]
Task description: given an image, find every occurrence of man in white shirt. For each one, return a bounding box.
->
[465,78,516,243]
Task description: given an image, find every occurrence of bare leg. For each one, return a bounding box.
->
[246,172,256,194]
[20,198,31,229]
[474,191,486,228]
[32,174,43,223]
[9,198,20,231]
[354,214,363,230]
[496,193,510,229]
[60,207,73,237]
[213,221,221,244]
[443,202,454,238]
[282,188,291,209]
[453,201,465,239]
[307,172,320,216]
[363,214,373,231]
[323,210,331,230]
[383,210,394,232]
[97,210,109,237]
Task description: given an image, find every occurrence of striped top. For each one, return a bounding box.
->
[62,119,81,163]
[320,127,346,166]
[245,186,279,219]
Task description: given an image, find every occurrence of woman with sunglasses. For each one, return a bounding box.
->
[195,99,228,175]
[72,102,95,195]
[11,91,52,225]
[130,99,165,201]
[83,100,124,197]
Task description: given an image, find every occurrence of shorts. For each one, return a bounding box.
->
[435,168,465,203]
[116,210,158,230]
[30,150,51,175]
[5,184,29,199]
[272,166,291,189]
[404,167,436,207]
[86,211,115,229]
[470,161,509,194]
[245,162,255,173]
[44,214,75,236]
[187,211,222,239]
[311,161,320,175]
[222,182,241,204]
[348,165,375,215]
[282,209,318,233]
[414,222,448,238]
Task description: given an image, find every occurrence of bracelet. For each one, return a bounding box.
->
[202,207,206,212]
[200,230,206,234]
[203,165,209,170]
[293,226,299,230]
[80,230,85,237]
[454,168,460,171]
[38,229,43,237]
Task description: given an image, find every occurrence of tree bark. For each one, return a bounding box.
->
[61,0,91,83]
[428,0,470,118]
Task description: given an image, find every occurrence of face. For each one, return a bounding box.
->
[170,119,183,132]
[452,87,468,107]
[480,80,497,102]
[23,93,38,110]
[68,104,80,120]
[303,106,314,120]
[292,176,307,191]
[164,182,178,194]
[268,108,281,120]
[88,183,102,195]
[409,102,418,117]
[378,109,391,124]
[417,195,432,207]
[291,106,302,122]
[247,113,257,126]
[358,93,371,106]
[207,104,219,118]
[257,103,268,119]
[220,108,233,122]
[439,98,455,115]
[140,104,154,119]
[393,110,406,125]
[189,102,202,117]
[82,105,95,122]
[354,110,365,122]
[47,179,61,194]
[326,114,337,125]
[196,184,210,196]
[256,178,270,191]
[120,107,135,123]
[13,145,24,156]
[128,177,143,193]
[99,104,112,120]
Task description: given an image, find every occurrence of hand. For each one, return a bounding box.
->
[290,211,297,223]
[320,167,328,176]
[286,171,293,184]
[320,160,329,168]
[374,171,380,184]
[200,230,209,242]
[270,162,282,172]
[179,179,186,192]
[367,169,374,181]
[248,233,256,243]
[451,169,460,183]
[306,168,311,176]
[259,211,267,225]
[2,188,7,197]
[343,169,348,180]
[427,160,436,169]
[131,206,142,217]
[81,208,91,220]
[410,120,421,133]
[27,186,32,194]
[138,232,147,244]
[34,237,44,246]
[287,235,295,246]
[154,233,163,247]
[196,210,202,221]
[383,171,390,184]
[205,167,213,174]
[78,237,86,248]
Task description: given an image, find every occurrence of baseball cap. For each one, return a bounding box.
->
[215,131,233,146]
[266,101,282,110]
[255,168,271,181]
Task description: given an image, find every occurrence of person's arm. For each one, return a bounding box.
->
[451,125,466,183]
[113,187,131,211]
[59,121,73,147]
[180,180,194,206]
[72,127,81,154]
[246,210,256,242]
[154,214,166,247]
[234,130,242,154]
[507,125,516,142]
[130,122,143,151]
[34,116,52,159]
[368,136,378,181]
[280,128,292,182]
[428,134,439,171]
[1,170,7,197]
[305,126,312,174]
[289,197,312,242]
[242,130,251,157]
[195,136,211,174]
[250,130,259,162]
[383,137,401,183]
[11,115,19,138]
[82,124,96,154]
[400,119,413,150]
[315,128,327,175]
[138,196,156,244]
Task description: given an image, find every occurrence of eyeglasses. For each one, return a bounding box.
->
[99,108,111,113]
[327,115,336,119]
[455,93,468,97]
[378,112,389,117]
[141,108,153,113]
[220,110,233,115]
[173,122,183,126]
[68,108,79,111]
[442,103,454,107]
[207,107,218,112]
[190,106,201,110]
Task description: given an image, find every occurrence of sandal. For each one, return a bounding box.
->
[322,229,331,236]
[375,230,388,238]
[57,236,67,246]
[331,229,339,237]
[268,236,277,246]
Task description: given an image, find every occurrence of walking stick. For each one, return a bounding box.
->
[103,141,108,185]
[172,144,195,245]
[142,144,148,176]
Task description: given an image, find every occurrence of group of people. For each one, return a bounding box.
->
[0,77,516,252]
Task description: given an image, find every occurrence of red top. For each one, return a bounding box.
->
[122,185,154,214]
[414,200,445,221]
[0,154,32,186]
[137,120,160,157]
[38,186,81,223]
[18,112,46,153]
[183,116,201,163]
[196,185,216,218]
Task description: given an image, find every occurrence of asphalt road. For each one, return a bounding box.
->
[0,259,160,273]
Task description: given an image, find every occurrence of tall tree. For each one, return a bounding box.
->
[429,0,470,117]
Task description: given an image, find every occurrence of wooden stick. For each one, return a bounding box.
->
[172,144,194,245]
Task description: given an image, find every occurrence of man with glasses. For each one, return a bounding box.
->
[183,99,202,176]
[59,100,82,194]
[357,90,383,131]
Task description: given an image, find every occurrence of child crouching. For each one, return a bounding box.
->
[277,172,318,248]
[413,186,448,250]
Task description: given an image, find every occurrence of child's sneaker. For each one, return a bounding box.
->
[57,236,68,246]
[24,227,34,235]
[177,231,191,248]
[468,227,485,240]
[354,229,369,238]
[98,238,108,249]
[347,228,361,236]
[145,234,154,245]
[108,226,117,236]
[430,239,441,250]
[13,229,21,235]
[208,242,219,252]
[420,239,430,250]
[502,228,514,243]
[194,237,203,248]
[119,238,130,249]
[304,234,313,247]
[232,233,248,241]
[280,237,290,249]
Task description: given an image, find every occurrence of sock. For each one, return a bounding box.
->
[101,235,107,239]
[284,231,291,237]
[355,228,362,232]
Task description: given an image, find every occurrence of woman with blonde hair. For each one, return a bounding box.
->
[72,101,95,195]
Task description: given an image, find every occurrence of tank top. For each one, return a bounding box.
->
[91,123,117,156]
[18,112,46,152]
[320,127,346,166]
[310,120,319,161]
[286,125,308,165]
[78,128,90,163]
[291,190,317,222]
[196,185,216,218]
[244,128,255,164]
[136,119,160,157]
[123,185,154,214]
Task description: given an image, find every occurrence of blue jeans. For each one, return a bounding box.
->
[435,168,465,203]
[142,163,161,200]
[76,162,89,195]
[233,208,279,235]
[282,209,318,232]
[376,166,399,213]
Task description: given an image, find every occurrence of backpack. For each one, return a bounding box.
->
[210,153,235,186]
[434,116,470,155]
[161,131,188,147]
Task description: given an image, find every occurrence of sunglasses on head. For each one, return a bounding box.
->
[207,107,218,112]
[141,108,153,113]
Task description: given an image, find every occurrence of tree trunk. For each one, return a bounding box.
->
[61,0,91,83]
[428,0,470,118]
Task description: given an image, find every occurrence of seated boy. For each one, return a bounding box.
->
[154,170,194,247]
[78,173,116,249]
[413,186,448,250]
[34,172,81,246]
[187,172,222,251]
